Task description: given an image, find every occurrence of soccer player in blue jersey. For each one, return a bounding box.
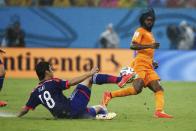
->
[18,61,133,119]
[0,49,7,107]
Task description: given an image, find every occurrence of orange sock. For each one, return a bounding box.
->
[111,87,137,98]
[155,90,164,111]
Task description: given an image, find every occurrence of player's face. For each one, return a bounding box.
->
[144,16,154,29]
[47,65,54,78]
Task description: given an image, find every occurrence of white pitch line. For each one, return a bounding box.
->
[0,111,16,118]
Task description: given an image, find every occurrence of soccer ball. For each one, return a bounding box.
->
[119,66,134,76]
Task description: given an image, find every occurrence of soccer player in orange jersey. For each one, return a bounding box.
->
[0,49,7,107]
[102,8,173,118]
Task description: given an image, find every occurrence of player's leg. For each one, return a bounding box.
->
[86,105,108,117]
[101,69,146,106]
[91,73,135,87]
[0,60,7,107]
[69,77,115,119]
[69,77,92,118]
[147,80,164,111]
[80,78,114,118]
[147,80,173,118]
[91,105,108,115]
[101,78,144,106]
[86,105,117,120]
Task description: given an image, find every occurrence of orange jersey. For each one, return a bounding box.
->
[131,27,159,86]
[132,27,155,60]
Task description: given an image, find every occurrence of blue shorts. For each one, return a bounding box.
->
[69,84,92,118]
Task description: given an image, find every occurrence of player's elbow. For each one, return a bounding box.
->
[130,45,136,50]
[130,42,137,50]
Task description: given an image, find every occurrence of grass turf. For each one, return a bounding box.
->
[0,78,196,131]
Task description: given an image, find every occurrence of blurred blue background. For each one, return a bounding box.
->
[1,0,196,81]
[1,7,196,49]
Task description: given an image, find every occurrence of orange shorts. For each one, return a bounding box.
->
[130,57,160,86]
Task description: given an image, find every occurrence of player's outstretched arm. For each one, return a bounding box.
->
[17,107,29,117]
[130,42,160,50]
[68,66,99,86]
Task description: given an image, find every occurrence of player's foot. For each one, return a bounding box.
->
[101,91,112,107]
[118,73,137,88]
[96,112,117,120]
[154,110,173,118]
[0,101,7,107]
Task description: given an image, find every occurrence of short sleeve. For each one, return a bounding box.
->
[131,29,143,44]
[53,78,70,90]
[25,92,40,110]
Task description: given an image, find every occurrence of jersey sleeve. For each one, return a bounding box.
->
[131,29,143,44]
[25,92,40,110]
[53,78,70,90]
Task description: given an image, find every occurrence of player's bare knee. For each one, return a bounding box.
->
[80,77,92,88]
[133,79,144,94]
[157,86,164,92]
[135,86,143,94]
[133,83,143,94]
[148,80,164,92]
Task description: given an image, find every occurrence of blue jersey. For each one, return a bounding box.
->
[25,78,71,118]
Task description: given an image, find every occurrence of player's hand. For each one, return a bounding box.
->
[151,43,160,49]
[152,61,159,69]
[90,66,99,75]
[0,49,6,54]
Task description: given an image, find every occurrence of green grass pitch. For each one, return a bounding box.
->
[0,78,196,131]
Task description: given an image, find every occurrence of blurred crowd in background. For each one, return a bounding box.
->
[167,20,196,50]
[1,0,196,49]
[1,0,196,8]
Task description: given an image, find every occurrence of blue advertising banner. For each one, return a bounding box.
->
[1,7,196,49]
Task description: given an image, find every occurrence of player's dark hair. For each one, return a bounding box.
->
[35,61,50,81]
[139,8,155,30]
